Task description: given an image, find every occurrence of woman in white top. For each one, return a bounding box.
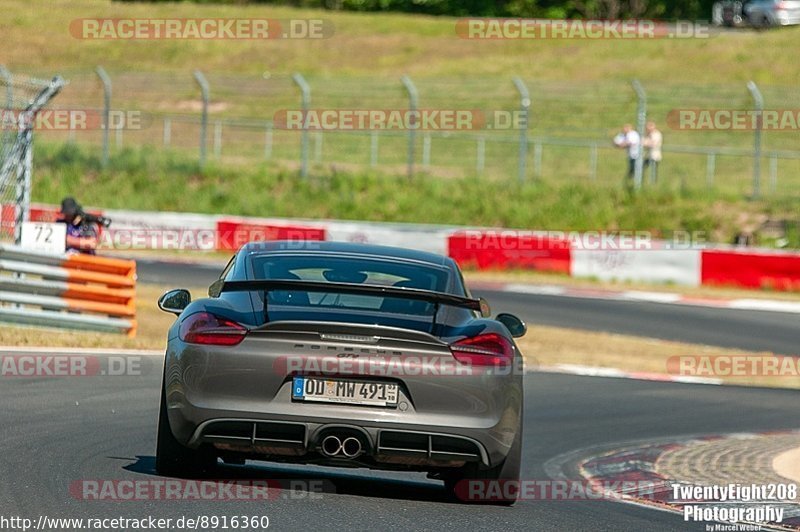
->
[642,121,663,183]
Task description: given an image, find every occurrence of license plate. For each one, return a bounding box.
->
[292,377,398,407]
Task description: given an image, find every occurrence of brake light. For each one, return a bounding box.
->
[179,312,247,346]
[450,333,514,367]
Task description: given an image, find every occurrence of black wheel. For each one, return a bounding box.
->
[444,427,522,506]
[155,383,216,477]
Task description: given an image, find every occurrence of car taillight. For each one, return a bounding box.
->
[450,333,514,367]
[179,312,247,346]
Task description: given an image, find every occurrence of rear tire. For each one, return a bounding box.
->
[155,383,216,477]
[444,427,522,506]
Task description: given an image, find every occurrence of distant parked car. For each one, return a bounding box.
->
[713,0,800,26]
[744,0,800,26]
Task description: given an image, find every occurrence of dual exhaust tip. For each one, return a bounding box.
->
[321,435,363,459]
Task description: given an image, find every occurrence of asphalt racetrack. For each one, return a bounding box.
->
[2,259,796,531]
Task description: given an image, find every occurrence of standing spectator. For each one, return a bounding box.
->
[642,120,663,183]
[56,197,98,254]
[613,123,640,191]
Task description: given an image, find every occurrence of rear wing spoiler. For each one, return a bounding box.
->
[215,279,489,316]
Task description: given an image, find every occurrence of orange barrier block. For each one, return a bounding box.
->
[63,297,136,318]
[63,268,136,289]
[63,254,137,278]
[62,283,135,305]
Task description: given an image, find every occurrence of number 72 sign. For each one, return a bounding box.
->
[20,222,67,254]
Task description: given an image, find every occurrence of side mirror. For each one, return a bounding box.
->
[496,313,527,338]
[158,289,191,315]
[479,297,491,318]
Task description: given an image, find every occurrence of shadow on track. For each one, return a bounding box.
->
[123,455,454,504]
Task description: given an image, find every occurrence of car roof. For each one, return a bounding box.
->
[239,240,450,267]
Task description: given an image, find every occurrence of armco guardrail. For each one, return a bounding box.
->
[0,244,136,336]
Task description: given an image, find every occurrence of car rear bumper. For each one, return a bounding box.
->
[165,396,521,469]
[183,415,496,467]
[164,337,523,468]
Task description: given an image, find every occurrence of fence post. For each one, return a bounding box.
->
[769,154,777,193]
[746,81,763,199]
[476,136,485,175]
[0,66,12,111]
[589,143,597,181]
[400,75,418,179]
[314,131,323,162]
[193,70,210,169]
[370,131,379,167]
[95,66,112,167]
[631,79,647,191]
[163,117,171,147]
[291,73,310,178]
[706,152,716,188]
[213,120,222,158]
[512,77,530,184]
[264,123,273,160]
[422,133,431,168]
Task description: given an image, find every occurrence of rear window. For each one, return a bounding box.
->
[248,254,450,315]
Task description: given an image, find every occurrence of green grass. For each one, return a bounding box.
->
[32,142,799,246]
[6,0,800,82]
[6,0,799,195]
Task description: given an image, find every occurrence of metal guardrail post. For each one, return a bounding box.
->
[193,70,210,169]
[746,81,763,199]
[631,80,647,191]
[400,75,418,179]
[512,77,531,184]
[95,66,112,167]
[291,73,311,178]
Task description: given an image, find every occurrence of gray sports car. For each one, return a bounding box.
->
[156,241,526,504]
